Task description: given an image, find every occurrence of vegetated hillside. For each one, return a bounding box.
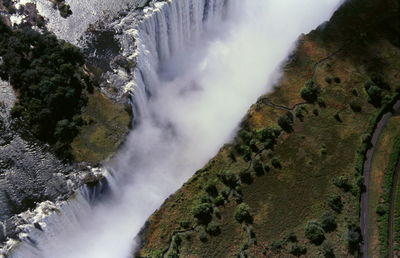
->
[138,0,400,257]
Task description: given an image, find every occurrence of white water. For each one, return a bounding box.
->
[10,0,342,257]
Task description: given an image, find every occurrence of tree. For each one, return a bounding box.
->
[278,112,294,132]
[350,100,362,112]
[320,211,337,232]
[271,158,282,169]
[234,203,252,223]
[192,203,212,224]
[218,171,238,188]
[253,159,265,176]
[300,80,320,103]
[305,221,325,245]
[206,221,221,236]
[327,194,343,213]
[322,241,335,258]
[346,224,361,254]
[290,243,307,256]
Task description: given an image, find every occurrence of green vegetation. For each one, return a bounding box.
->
[234,203,252,224]
[0,20,93,159]
[320,211,337,232]
[300,80,320,103]
[51,0,72,18]
[376,135,400,257]
[304,221,325,245]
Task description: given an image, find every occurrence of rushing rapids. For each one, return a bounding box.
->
[4,0,343,257]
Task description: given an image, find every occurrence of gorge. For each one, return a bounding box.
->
[2,0,348,257]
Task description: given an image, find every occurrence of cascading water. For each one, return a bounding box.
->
[7,0,343,257]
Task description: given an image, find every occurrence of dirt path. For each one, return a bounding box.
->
[361,100,400,258]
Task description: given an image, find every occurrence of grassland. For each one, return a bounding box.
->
[367,116,400,257]
[137,0,400,257]
[394,169,400,256]
[71,90,130,164]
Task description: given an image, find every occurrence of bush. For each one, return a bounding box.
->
[305,221,325,245]
[350,100,362,112]
[253,159,265,176]
[192,203,212,224]
[271,158,282,169]
[278,112,294,132]
[214,195,225,206]
[218,171,238,188]
[205,181,218,197]
[333,176,353,192]
[320,211,337,232]
[365,82,383,106]
[206,221,221,236]
[327,194,343,213]
[334,77,341,83]
[198,228,207,242]
[239,170,253,184]
[290,243,307,256]
[346,224,361,254]
[325,77,332,84]
[322,241,335,258]
[234,203,252,223]
[179,220,191,229]
[300,80,320,103]
[333,112,342,122]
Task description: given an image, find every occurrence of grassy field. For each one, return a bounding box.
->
[367,116,400,257]
[71,90,130,164]
[394,168,400,256]
[138,0,400,257]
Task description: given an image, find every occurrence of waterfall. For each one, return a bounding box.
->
[5,0,343,257]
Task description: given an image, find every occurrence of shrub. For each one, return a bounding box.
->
[334,77,341,83]
[365,82,383,106]
[214,195,225,206]
[205,181,218,197]
[333,176,353,192]
[290,243,307,256]
[192,203,212,224]
[271,158,282,169]
[325,77,332,84]
[206,221,221,236]
[198,228,207,242]
[300,80,320,103]
[350,100,362,112]
[322,241,335,258]
[286,232,297,242]
[278,112,294,132]
[234,203,252,223]
[320,211,337,232]
[334,112,342,122]
[327,194,343,213]
[376,204,386,216]
[218,171,238,188]
[305,221,325,245]
[253,160,265,176]
[239,170,253,184]
[346,224,361,254]
[179,220,191,229]
[313,108,319,116]
[352,88,359,96]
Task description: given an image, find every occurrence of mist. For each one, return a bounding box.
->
[10,0,342,257]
